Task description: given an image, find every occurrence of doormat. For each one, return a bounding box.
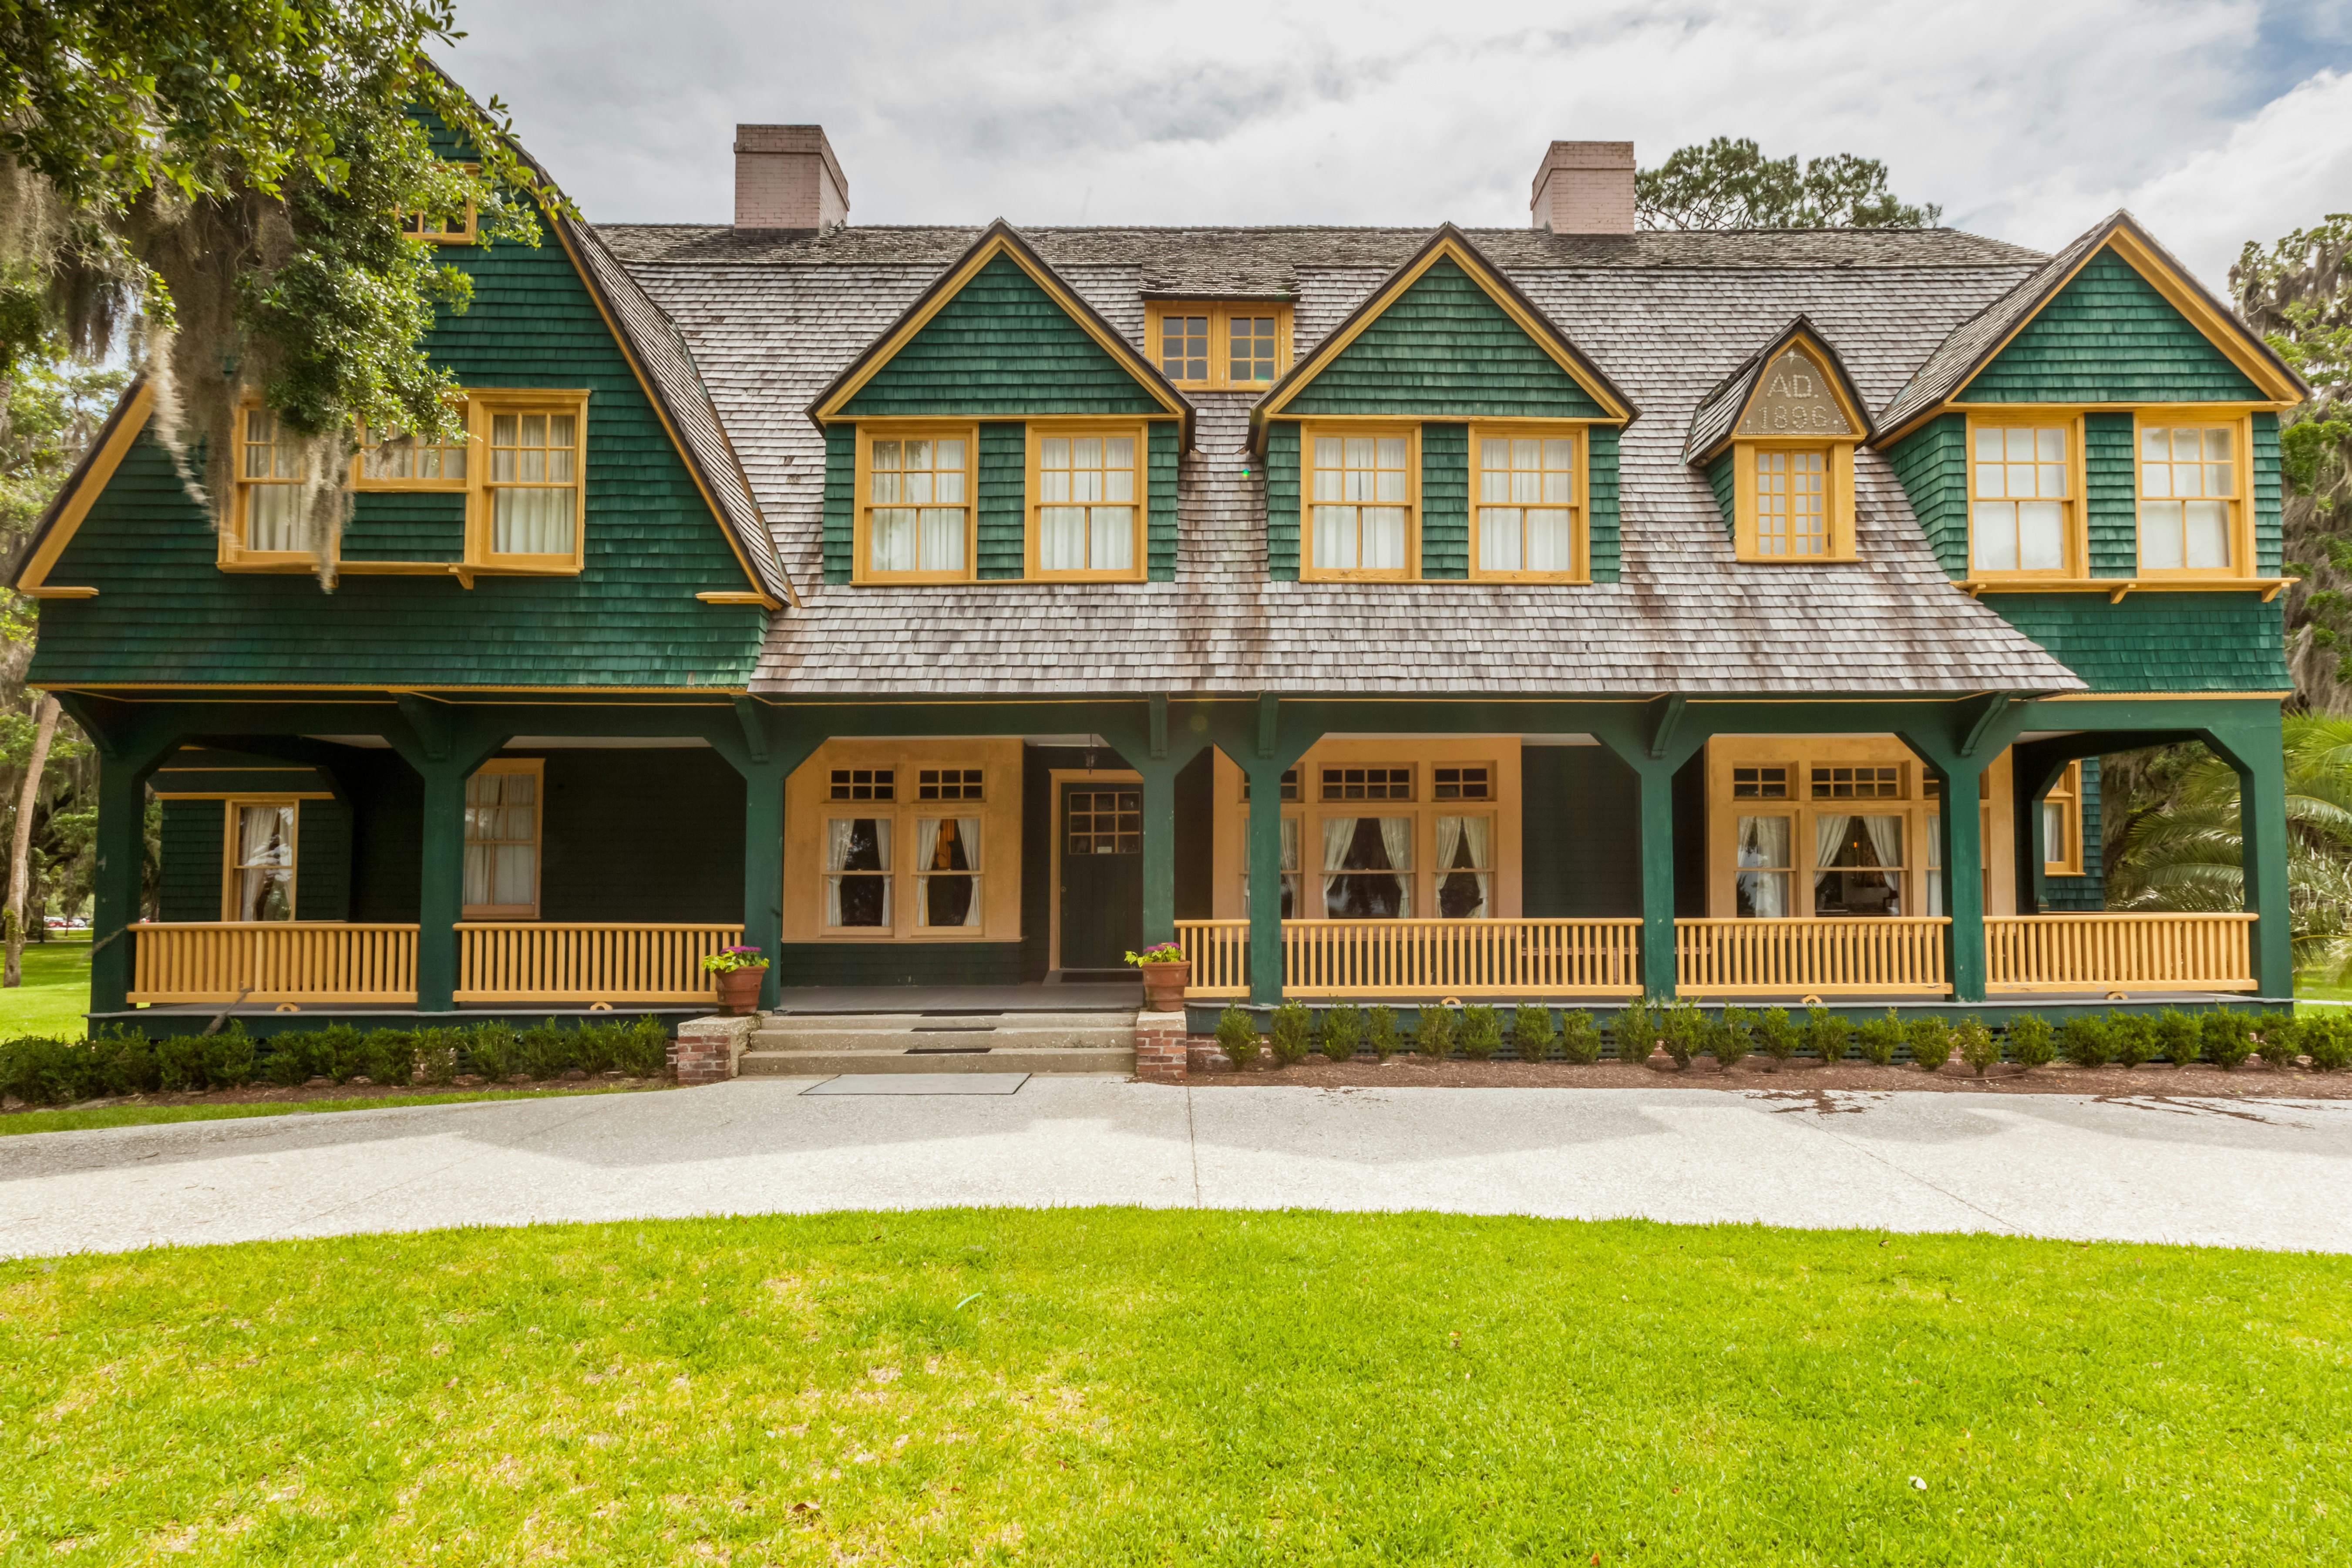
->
[802,1074,1030,1095]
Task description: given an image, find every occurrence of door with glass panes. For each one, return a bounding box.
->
[1059,783,1142,971]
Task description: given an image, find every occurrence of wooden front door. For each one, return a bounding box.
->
[1059,783,1142,971]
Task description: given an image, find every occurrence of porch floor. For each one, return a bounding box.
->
[768,982,1142,1016]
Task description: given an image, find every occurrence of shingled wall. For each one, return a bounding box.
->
[1960,250,2266,405]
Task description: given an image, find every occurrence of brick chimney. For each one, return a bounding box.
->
[734,124,849,232]
[1530,141,1636,235]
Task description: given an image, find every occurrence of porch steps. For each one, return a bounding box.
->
[738,1012,1137,1077]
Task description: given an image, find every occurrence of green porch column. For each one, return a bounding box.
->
[1139,764,1178,948]
[740,760,788,1011]
[1243,758,1289,1006]
[2228,730,2294,998]
[1930,764,1989,1004]
[414,760,471,1013]
[1632,764,1679,1000]
[54,697,180,1022]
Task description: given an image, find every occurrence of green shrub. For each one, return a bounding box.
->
[1414,1006,1457,1060]
[464,1023,521,1081]
[2304,1014,2352,1072]
[2058,1013,2111,1069]
[2152,1009,2201,1068]
[1557,1010,1602,1065]
[1458,1004,1502,1061]
[2006,1014,2056,1069]
[205,1029,256,1089]
[1215,1006,1259,1070]
[262,1035,313,1087]
[1711,1005,1753,1069]
[1364,1006,1400,1062]
[1804,1005,1851,1065]
[1612,999,1653,1065]
[1905,1016,1953,1072]
[1854,1011,1901,1067]
[1268,1002,1314,1067]
[413,1027,462,1085]
[1320,1003,1363,1063]
[2107,1012,2158,1069]
[1655,999,1704,1069]
[1957,1016,1999,1077]
[619,1018,671,1077]
[2201,1011,2254,1070]
[1754,1006,1800,1068]
[2255,1012,2301,1069]
[1509,1005,1554,1063]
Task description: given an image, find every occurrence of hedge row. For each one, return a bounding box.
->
[1218,1001,2344,1073]
[0,1018,672,1108]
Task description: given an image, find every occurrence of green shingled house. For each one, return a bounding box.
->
[15,125,2308,1055]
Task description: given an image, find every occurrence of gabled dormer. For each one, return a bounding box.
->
[1250,225,1636,584]
[807,221,1192,586]
[1686,318,1873,563]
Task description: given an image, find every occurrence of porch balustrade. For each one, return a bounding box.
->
[454,923,746,1003]
[1176,919,1250,997]
[128,922,421,1005]
[1986,913,2257,993]
[1674,917,1952,997]
[1175,917,1647,999]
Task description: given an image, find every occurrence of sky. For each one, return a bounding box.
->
[433,0,2352,290]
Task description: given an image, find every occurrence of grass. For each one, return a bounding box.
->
[0,933,89,1039]
[0,1082,665,1137]
[0,1212,2344,1565]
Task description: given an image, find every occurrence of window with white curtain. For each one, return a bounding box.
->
[1735,814,1791,918]
[1308,432,1412,576]
[1475,434,1578,576]
[865,433,969,577]
[826,817,892,928]
[226,802,296,922]
[916,816,982,929]
[1812,813,1905,916]
[238,407,307,555]
[1433,815,1491,919]
[1970,424,2071,573]
[2138,424,2236,571]
[1241,811,1301,918]
[464,762,542,918]
[486,410,579,557]
[1035,432,1137,575]
[1322,816,1412,918]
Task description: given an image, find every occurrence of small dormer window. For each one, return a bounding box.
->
[1146,301,1292,390]
[1717,342,1864,563]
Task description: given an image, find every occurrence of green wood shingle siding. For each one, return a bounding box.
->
[1521,746,1640,917]
[1991,592,2289,691]
[2254,411,2283,575]
[822,424,855,584]
[158,801,221,922]
[345,492,464,562]
[33,233,764,687]
[1587,425,1622,583]
[1266,421,1301,579]
[1149,422,1179,581]
[1962,249,2264,405]
[1282,258,1606,418]
[977,423,1026,579]
[1705,451,1735,537]
[1419,423,1468,579]
[1886,414,1968,575]
[836,256,1163,418]
[2084,412,2136,578]
[2043,757,2105,912]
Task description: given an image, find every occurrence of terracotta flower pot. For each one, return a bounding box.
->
[1138,960,1191,1012]
[713,965,767,1016]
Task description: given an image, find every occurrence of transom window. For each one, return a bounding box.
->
[1321,766,1413,801]
[1969,423,2071,574]
[2139,425,2237,572]
[1811,765,1901,800]
[864,432,971,579]
[1432,766,1491,801]
[1067,790,1141,856]
[1733,765,1790,800]
[1241,769,1301,802]
[1755,449,1827,557]
[486,410,579,559]
[237,407,307,556]
[830,768,896,801]
[1149,302,1290,389]
[1307,432,1413,578]
[917,768,983,801]
[1033,430,1139,578]
[1475,434,1580,577]
[463,760,542,919]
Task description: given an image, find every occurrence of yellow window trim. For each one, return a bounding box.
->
[1466,421,1590,582]
[1730,438,1857,562]
[1144,300,1294,391]
[464,757,543,921]
[400,163,480,245]
[850,419,979,585]
[2042,760,2084,878]
[351,399,472,493]
[219,795,303,923]
[2130,411,2257,582]
[1299,420,1421,582]
[1023,417,1151,582]
[1959,412,2087,582]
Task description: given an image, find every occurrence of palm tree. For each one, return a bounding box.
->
[2106,717,2352,977]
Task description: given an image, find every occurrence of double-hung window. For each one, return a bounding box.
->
[482,407,582,565]
[464,759,542,919]
[223,801,297,922]
[335,389,590,580]
[821,762,991,935]
[2042,761,2084,876]
[2137,423,2241,574]
[1472,429,1583,579]
[1305,427,1415,579]
[1968,421,2075,576]
[1030,425,1143,579]
[231,407,313,565]
[859,427,972,582]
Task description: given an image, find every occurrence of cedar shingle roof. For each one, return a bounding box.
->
[604,219,2090,697]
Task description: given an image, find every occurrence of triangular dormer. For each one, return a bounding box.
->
[1687,320,1873,563]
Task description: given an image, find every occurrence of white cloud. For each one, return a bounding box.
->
[435,0,2350,285]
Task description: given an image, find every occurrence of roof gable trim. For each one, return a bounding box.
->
[13,376,156,597]
[1686,318,1874,465]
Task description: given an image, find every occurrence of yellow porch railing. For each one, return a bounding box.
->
[455,923,744,1003]
[1176,919,1251,997]
[128,922,420,1005]
[1675,917,1950,997]
[1985,913,2258,993]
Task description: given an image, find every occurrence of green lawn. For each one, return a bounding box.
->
[0,1212,2342,1565]
[0,1082,666,1136]
[0,933,89,1039]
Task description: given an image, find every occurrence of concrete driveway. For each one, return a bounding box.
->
[3,1078,2347,1258]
